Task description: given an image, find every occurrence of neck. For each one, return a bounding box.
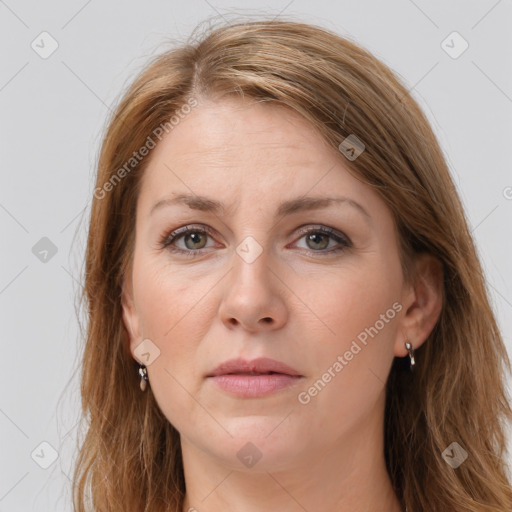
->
[180,391,402,512]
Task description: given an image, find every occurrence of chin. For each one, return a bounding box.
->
[200,416,309,471]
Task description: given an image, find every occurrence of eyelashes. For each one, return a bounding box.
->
[158,224,352,258]
[159,225,218,256]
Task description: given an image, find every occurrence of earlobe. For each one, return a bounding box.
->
[121,276,140,358]
[395,253,444,356]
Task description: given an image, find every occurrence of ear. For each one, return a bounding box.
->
[121,272,141,360]
[395,252,444,357]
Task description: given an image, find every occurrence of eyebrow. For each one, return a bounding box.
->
[150,193,371,223]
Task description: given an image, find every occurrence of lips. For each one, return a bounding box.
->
[206,357,302,377]
[206,357,304,398]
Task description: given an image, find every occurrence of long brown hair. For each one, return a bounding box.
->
[73,17,512,511]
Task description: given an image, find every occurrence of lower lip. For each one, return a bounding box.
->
[208,374,303,397]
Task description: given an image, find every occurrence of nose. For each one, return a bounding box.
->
[218,245,289,332]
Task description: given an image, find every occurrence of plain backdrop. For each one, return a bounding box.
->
[1,1,511,510]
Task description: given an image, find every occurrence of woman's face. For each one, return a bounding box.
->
[122,96,412,471]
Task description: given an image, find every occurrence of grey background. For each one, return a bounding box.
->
[1,1,511,510]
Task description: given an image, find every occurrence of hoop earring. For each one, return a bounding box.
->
[404,341,415,371]
[138,363,148,391]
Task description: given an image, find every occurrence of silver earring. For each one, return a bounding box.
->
[405,341,415,371]
[138,364,148,391]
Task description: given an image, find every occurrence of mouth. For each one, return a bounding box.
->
[206,357,302,377]
[206,357,304,398]
[223,371,286,375]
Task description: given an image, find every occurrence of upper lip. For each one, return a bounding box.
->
[206,357,302,377]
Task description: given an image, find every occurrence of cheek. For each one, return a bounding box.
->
[131,258,196,383]
[292,261,401,436]
[296,257,402,375]
[132,262,217,432]
[132,252,213,341]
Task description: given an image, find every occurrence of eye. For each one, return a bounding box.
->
[159,225,217,255]
[159,224,352,257]
[292,225,352,254]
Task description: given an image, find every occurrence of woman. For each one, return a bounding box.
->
[73,18,512,512]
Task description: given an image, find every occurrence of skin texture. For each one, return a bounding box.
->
[122,96,443,512]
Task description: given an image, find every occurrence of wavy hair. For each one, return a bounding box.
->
[73,17,512,511]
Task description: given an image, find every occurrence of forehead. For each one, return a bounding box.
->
[137,96,382,218]
[151,97,330,164]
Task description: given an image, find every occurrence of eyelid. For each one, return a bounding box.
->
[291,224,352,246]
[160,223,352,255]
[159,223,217,248]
